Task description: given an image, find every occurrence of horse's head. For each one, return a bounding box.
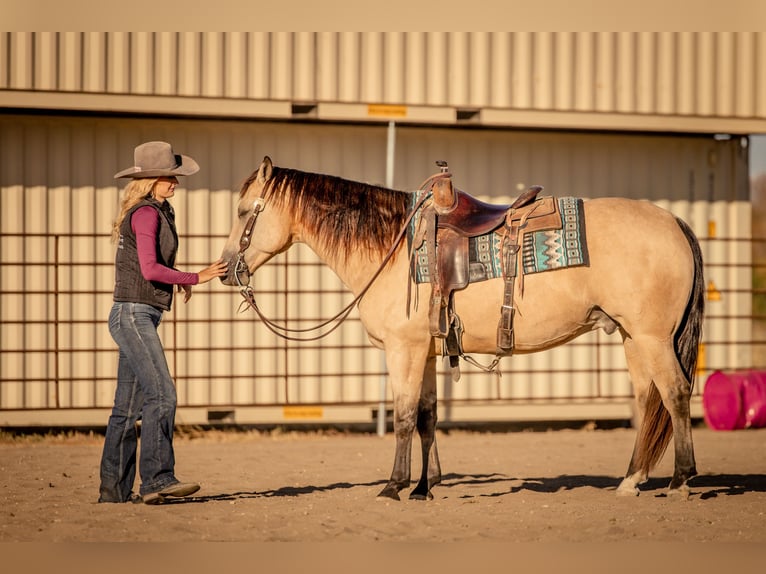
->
[220,156,293,286]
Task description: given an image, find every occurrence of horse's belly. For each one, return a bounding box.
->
[453,276,594,353]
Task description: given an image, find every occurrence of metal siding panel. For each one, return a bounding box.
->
[533,32,554,110]
[316,32,338,102]
[83,32,106,93]
[155,32,177,96]
[656,32,675,115]
[178,32,201,96]
[758,33,766,117]
[106,32,129,94]
[404,32,426,105]
[10,32,33,89]
[0,33,8,88]
[271,32,293,100]
[426,32,448,106]
[511,32,533,109]
[595,32,615,112]
[615,32,635,113]
[34,32,57,91]
[293,32,315,101]
[734,32,755,117]
[130,32,152,95]
[3,32,766,131]
[225,32,247,99]
[201,32,223,98]
[449,32,469,107]
[338,32,360,103]
[248,32,271,100]
[58,32,81,92]
[490,32,511,108]
[717,32,735,117]
[697,32,715,116]
[361,32,383,103]
[383,32,404,104]
[573,32,594,112]
[676,32,696,116]
[636,33,657,114]
[552,32,573,111]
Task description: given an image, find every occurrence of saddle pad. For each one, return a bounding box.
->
[409,196,588,284]
[521,197,589,275]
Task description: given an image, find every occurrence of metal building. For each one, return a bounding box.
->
[1,32,764,428]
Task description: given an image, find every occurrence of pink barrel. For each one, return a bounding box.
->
[703,370,766,430]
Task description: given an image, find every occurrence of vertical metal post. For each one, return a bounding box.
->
[54,235,60,408]
[378,121,396,437]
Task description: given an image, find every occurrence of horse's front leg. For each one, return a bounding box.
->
[410,354,441,501]
[376,344,428,501]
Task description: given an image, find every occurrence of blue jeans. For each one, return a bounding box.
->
[99,302,180,502]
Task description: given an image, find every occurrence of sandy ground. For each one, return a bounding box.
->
[1,425,766,573]
[1,425,765,544]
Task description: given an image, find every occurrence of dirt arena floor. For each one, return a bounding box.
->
[1,425,765,571]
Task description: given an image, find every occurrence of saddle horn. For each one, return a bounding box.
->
[432,160,456,214]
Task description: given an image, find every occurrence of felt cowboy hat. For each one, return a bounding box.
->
[114,141,199,179]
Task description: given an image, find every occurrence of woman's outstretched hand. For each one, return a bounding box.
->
[198,259,229,284]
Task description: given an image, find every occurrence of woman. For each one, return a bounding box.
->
[99,141,228,505]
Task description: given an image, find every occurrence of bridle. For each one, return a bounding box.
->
[234,186,430,342]
[233,195,265,290]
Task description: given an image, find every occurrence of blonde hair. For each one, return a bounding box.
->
[111,178,159,242]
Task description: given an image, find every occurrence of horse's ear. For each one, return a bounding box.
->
[258,156,273,182]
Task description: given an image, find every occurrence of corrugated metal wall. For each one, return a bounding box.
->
[2,33,765,132]
[0,31,759,426]
[0,112,751,425]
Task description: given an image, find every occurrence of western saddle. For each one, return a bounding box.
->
[410,161,562,379]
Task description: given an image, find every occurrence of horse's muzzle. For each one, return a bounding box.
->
[220,255,250,286]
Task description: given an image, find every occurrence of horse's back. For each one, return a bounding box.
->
[455,197,696,353]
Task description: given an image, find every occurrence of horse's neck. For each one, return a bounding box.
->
[304,235,396,295]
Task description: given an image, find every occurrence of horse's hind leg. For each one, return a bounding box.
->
[410,355,442,501]
[617,338,652,496]
[619,336,696,498]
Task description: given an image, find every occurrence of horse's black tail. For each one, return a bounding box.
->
[635,216,705,473]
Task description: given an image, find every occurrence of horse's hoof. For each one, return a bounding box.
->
[616,478,640,497]
[409,491,433,501]
[667,484,691,500]
[376,487,401,501]
[616,487,639,497]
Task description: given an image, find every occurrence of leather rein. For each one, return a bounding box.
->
[234,188,430,342]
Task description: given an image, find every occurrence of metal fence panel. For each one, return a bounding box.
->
[0,112,753,426]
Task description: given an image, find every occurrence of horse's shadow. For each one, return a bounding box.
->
[159,473,766,504]
[440,472,766,500]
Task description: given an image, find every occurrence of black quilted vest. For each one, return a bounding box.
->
[113,198,179,311]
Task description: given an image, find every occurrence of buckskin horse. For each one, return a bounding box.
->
[220,157,704,501]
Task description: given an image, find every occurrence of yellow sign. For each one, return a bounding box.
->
[706,280,722,301]
[368,104,407,118]
[283,406,324,419]
[708,220,717,238]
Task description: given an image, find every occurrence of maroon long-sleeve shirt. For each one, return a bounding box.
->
[132,206,199,286]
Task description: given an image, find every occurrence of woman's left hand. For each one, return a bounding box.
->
[179,284,193,303]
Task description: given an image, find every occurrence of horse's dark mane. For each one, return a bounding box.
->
[240,166,412,261]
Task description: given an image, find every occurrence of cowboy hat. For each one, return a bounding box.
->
[114,141,200,179]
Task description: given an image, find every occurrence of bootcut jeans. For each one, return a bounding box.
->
[98,302,180,502]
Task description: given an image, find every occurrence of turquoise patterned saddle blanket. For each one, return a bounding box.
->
[409,196,589,284]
